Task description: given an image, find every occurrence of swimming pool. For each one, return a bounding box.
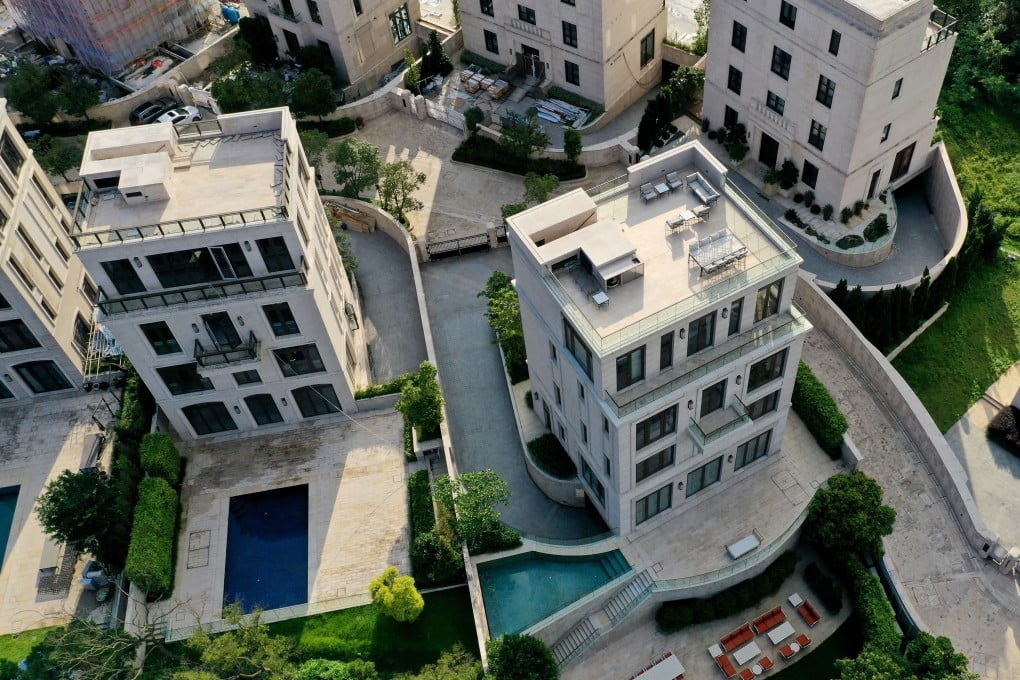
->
[0,486,18,571]
[478,550,631,636]
[223,485,308,613]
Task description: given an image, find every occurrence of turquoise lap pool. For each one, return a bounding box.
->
[478,550,631,636]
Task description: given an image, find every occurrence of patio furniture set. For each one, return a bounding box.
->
[689,229,749,276]
[629,651,685,680]
[707,594,822,678]
[641,171,685,203]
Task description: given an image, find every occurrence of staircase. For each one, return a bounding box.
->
[602,569,654,625]
[551,616,597,666]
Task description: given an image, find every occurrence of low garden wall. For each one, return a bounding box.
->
[354,393,401,412]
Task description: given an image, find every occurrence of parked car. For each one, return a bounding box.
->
[129,97,176,125]
[155,106,201,125]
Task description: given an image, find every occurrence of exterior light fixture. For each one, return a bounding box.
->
[721,308,728,319]
[133,257,142,267]
[233,405,241,414]
[2,374,11,383]
[281,397,288,406]
[243,241,252,251]
[237,316,245,327]
[736,375,742,385]
[687,400,694,410]
[679,328,685,339]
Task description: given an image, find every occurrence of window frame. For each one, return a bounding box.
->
[480,0,493,16]
[747,390,780,420]
[770,46,791,80]
[754,280,783,322]
[273,344,326,377]
[779,1,798,29]
[735,429,772,469]
[892,78,903,99]
[635,405,678,449]
[728,298,743,336]
[140,321,182,356]
[483,29,499,54]
[747,348,789,392]
[731,21,747,52]
[293,384,342,417]
[517,4,536,24]
[636,484,672,524]
[765,91,785,116]
[157,363,214,396]
[256,237,295,272]
[389,3,412,43]
[660,331,674,370]
[635,445,675,483]
[640,30,655,68]
[808,120,827,151]
[727,65,743,95]
[829,30,841,56]
[580,458,605,504]
[563,319,593,379]
[687,311,716,356]
[564,60,580,85]
[263,302,301,336]
[0,319,42,353]
[686,456,723,497]
[700,379,727,418]
[562,21,577,48]
[616,345,646,391]
[802,160,818,189]
[245,394,285,426]
[816,75,835,108]
[182,402,237,435]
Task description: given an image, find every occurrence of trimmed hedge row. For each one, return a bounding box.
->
[408,471,435,537]
[355,373,410,400]
[526,434,577,479]
[656,551,798,632]
[139,432,181,484]
[296,117,357,138]
[124,477,178,595]
[804,561,844,614]
[452,135,585,181]
[792,361,848,457]
[846,556,901,653]
[408,471,464,586]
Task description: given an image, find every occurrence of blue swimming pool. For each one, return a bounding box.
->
[478,550,631,636]
[0,486,18,571]
[223,485,308,613]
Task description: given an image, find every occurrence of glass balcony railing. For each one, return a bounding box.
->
[72,204,288,248]
[98,271,307,316]
[688,396,751,448]
[194,331,260,368]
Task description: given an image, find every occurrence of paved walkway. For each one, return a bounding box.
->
[345,229,427,383]
[945,362,1020,551]
[420,249,606,539]
[803,328,1020,680]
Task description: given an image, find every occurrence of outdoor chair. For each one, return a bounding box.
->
[641,183,658,203]
[666,171,683,191]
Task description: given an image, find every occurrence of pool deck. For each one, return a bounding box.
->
[0,390,113,636]
[152,409,411,638]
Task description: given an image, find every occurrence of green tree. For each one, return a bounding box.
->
[291,69,337,119]
[404,48,422,95]
[835,644,912,680]
[19,620,140,680]
[249,70,288,109]
[523,172,559,205]
[464,106,484,136]
[905,632,979,680]
[32,135,83,181]
[6,62,60,123]
[186,604,296,678]
[563,128,582,163]
[393,644,480,679]
[804,471,897,559]
[296,44,340,84]
[237,15,278,66]
[486,634,558,680]
[478,271,526,382]
[369,566,425,623]
[422,30,453,78]
[500,109,549,160]
[395,361,444,438]
[377,159,427,224]
[433,470,519,553]
[297,658,379,679]
[299,130,330,167]
[59,75,100,119]
[211,75,253,113]
[329,138,382,198]
[35,470,118,563]
[692,0,712,54]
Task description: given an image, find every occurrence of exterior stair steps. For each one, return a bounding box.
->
[551,617,597,666]
[602,569,654,625]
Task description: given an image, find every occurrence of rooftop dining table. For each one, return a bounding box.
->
[632,652,685,680]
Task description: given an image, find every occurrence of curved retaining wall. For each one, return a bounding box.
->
[786,220,895,268]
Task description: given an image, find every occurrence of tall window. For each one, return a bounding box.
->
[563,319,593,379]
[700,379,727,417]
[636,484,672,524]
[484,30,499,54]
[727,66,742,95]
[640,30,655,68]
[754,280,783,322]
[293,384,342,417]
[635,445,674,483]
[779,2,797,29]
[771,47,791,80]
[147,245,252,288]
[245,394,284,426]
[766,91,785,116]
[0,132,24,177]
[389,4,411,43]
[14,361,71,393]
[802,160,818,189]
[686,457,722,497]
[480,0,493,15]
[687,311,716,356]
[660,331,674,370]
[562,21,577,48]
[829,30,841,55]
[808,120,827,151]
[892,78,903,99]
[101,259,145,295]
[0,320,41,353]
[891,142,916,181]
[728,298,743,336]
[517,4,536,23]
[731,21,747,52]
[140,321,181,355]
[352,0,362,15]
[635,405,677,449]
[307,0,322,23]
[735,430,772,469]
[580,458,605,504]
[263,302,300,336]
[565,60,580,85]
[616,346,645,390]
[747,349,788,391]
[747,391,780,420]
[157,363,213,395]
[881,123,891,142]
[182,402,237,435]
[724,105,739,128]
[256,237,295,272]
[816,75,835,107]
[274,344,325,376]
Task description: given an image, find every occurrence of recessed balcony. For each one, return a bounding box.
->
[194,331,261,368]
[688,397,751,448]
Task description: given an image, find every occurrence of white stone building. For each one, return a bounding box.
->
[459,0,666,117]
[0,101,92,400]
[703,0,956,211]
[507,142,810,535]
[71,108,370,439]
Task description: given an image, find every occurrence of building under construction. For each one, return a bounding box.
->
[5,0,219,76]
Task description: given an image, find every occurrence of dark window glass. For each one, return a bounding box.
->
[15,361,71,393]
[779,1,797,29]
[881,123,891,142]
[565,60,580,85]
[635,405,677,449]
[891,142,916,181]
[293,384,342,417]
[660,331,674,370]
[771,47,791,80]
[245,394,284,425]
[747,348,788,391]
[233,369,262,385]
[352,0,362,15]
[480,0,493,15]
[562,0,575,5]
[808,120,827,150]
[747,391,780,420]
[735,429,771,469]
[829,30,841,56]
[264,302,300,336]
[101,259,145,295]
[563,319,593,379]
[141,321,181,355]
[0,291,9,309]
[700,379,727,417]
[518,4,536,23]
[256,237,295,272]
[636,484,671,524]
[580,458,605,504]
[562,21,577,48]
[0,380,12,399]
[816,75,835,107]
[147,245,252,288]
[766,91,785,115]
[755,280,783,322]
[157,363,213,395]
[80,275,98,304]
[0,319,41,353]
[892,78,903,99]
[727,66,742,95]
[640,30,655,68]
[802,160,818,188]
[0,132,24,177]
[687,311,716,356]
[484,30,499,54]
[616,345,645,390]
[389,3,411,42]
[724,105,738,128]
[686,456,722,497]
[635,445,675,483]
[202,312,242,349]
[307,0,322,23]
[182,402,237,435]
[274,344,325,376]
[728,298,743,336]
[731,21,747,52]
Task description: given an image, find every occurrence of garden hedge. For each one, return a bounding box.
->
[452,135,584,181]
[139,432,181,483]
[846,556,901,653]
[792,361,849,457]
[124,477,178,595]
[804,561,844,614]
[355,373,410,400]
[408,471,464,586]
[296,117,357,137]
[408,471,435,537]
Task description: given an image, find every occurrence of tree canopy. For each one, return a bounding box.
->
[368,566,425,623]
[5,62,60,123]
[291,68,337,119]
[329,138,382,198]
[804,471,896,558]
[35,470,120,564]
[433,470,519,554]
[377,160,427,225]
[395,361,444,438]
[486,634,558,680]
[500,109,549,160]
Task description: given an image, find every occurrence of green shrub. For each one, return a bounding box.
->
[408,471,436,536]
[846,557,901,653]
[526,434,577,479]
[452,135,584,181]
[479,271,528,383]
[355,374,410,399]
[803,190,815,208]
[297,658,379,679]
[840,207,854,224]
[854,200,865,216]
[804,562,844,614]
[793,193,804,203]
[792,361,848,456]
[864,213,890,241]
[411,530,464,586]
[139,432,181,483]
[836,234,865,250]
[403,419,414,462]
[124,477,178,595]
[810,203,822,215]
[296,117,357,138]
[822,204,834,221]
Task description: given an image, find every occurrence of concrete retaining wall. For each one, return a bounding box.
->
[794,270,998,557]
[662,44,702,67]
[354,393,401,412]
[787,221,894,268]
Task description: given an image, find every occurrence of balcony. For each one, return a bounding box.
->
[194,331,261,368]
[98,271,307,316]
[749,98,797,143]
[922,7,956,53]
[688,397,751,448]
[268,4,302,22]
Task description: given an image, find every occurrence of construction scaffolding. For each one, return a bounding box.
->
[5,0,219,76]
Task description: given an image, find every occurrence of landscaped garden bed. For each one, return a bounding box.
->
[987,405,1020,456]
[526,433,577,479]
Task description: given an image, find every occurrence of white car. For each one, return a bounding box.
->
[155,106,201,124]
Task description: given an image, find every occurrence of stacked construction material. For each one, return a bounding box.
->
[531,98,590,127]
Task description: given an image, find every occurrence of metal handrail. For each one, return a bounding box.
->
[98,271,307,316]
[194,331,260,368]
[689,395,751,446]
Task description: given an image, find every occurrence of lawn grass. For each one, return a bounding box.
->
[892,258,1020,431]
[267,587,478,675]
[0,627,56,665]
